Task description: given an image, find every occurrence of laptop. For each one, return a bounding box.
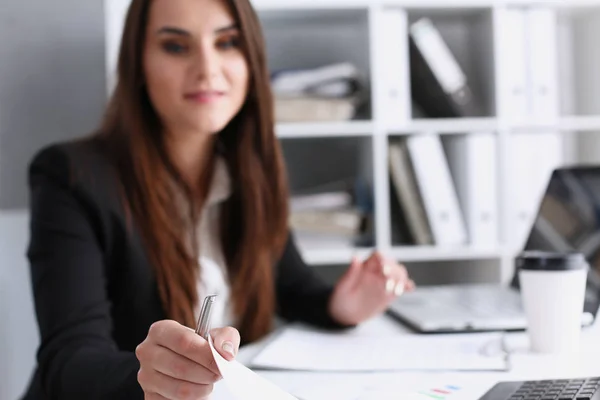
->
[387,166,600,333]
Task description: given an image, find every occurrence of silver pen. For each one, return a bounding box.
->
[195,294,217,339]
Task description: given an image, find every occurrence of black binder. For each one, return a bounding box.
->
[408,19,484,118]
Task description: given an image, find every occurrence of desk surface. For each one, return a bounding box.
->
[225,314,600,399]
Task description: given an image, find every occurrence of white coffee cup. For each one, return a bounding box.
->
[518,251,588,354]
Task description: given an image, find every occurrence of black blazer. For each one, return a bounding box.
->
[21,137,344,400]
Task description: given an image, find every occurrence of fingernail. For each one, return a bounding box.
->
[385,278,395,294]
[382,263,391,277]
[222,341,235,357]
[394,282,405,296]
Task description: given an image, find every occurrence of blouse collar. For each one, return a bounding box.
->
[205,156,232,207]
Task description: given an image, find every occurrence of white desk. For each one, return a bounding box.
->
[228,314,600,399]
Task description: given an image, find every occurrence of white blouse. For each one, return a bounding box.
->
[193,157,235,329]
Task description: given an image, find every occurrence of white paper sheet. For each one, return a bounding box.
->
[250,328,508,372]
[293,373,499,400]
[207,334,299,400]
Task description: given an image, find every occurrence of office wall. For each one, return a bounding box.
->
[0,0,106,209]
[0,0,106,398]
[0,211,38,400]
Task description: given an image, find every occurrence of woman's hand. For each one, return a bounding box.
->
[328,251,415,326]
[136,320,240,400]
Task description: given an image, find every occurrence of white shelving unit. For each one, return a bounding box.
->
[104,0,600,283]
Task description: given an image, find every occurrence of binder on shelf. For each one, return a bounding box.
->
[408,18,483,118]
[405,134,468,246]
[509,132,563,250]
[388,140,434,245]
[499,7,530,122]
[378,9,411,126]
[526,7,559,120]
[444,133,498,247]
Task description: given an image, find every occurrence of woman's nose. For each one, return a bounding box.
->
[193,45,220,80]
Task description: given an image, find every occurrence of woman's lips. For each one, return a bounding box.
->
[184,90,225,104]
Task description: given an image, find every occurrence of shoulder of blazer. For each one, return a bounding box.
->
[28,136,127,254]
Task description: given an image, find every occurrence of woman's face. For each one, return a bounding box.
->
[143,0,249,136]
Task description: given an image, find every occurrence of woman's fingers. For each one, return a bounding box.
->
[209,326,241,361]
[363,251,385,274]
[146,320,219,375]
[359,251,414,298]
[149,345,219,384]
[138,367,213,400]
[136,320,242,399]
[406,279,416,291]
[381,261,409,297]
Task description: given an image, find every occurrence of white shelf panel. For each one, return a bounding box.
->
[253,0,593,11]
[299,245,503,265]
[300,247,374,266]
[558,116,600,131]
[276,121,374,138]
[389,246,504,262]
[505,0,600,7]
[509,116,600,132]
[387,0,497,8]
[253,0,598,10]
[252,0,369,10]
[390,118,499,134]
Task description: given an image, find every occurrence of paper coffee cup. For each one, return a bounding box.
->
[517,251,588,354]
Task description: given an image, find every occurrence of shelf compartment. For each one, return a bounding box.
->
[406,7,497,119]
[258,8,373,123]
[283,136,375,252]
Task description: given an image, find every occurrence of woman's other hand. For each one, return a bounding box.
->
[136,320,240,399]
[328,251,415,326]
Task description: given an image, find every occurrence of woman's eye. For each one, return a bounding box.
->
[217,37,240,50]
[162,42,188,54]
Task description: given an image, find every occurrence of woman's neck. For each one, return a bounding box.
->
[165,131,218,195]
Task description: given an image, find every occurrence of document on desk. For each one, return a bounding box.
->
[293,373,499,400]
[208,334,298,400]
[250,328,508,372]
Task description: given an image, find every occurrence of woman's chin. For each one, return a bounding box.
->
[186,116,234,136]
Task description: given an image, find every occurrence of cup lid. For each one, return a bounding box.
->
[516,250,588,271]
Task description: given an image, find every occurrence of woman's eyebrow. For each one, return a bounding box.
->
[214,23,239,33]
[156,24,239,36]
[157,26,190,36]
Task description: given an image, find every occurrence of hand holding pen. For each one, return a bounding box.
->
[135,295,241,400]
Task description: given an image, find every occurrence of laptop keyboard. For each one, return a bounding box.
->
[480,377,600,400]
[424,286,522,317]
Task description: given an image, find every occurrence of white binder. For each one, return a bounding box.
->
[509,131,563,250]
[527,7,559,120]
[406,134,467,246]
[444,133,498,247]
[498,7,530,122]
[378,9,411,127]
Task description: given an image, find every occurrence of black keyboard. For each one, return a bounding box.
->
[478,377,600,400]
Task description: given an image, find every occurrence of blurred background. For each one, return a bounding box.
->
[2,0,600,398]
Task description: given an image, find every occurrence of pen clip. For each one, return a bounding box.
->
[195,294,217,339]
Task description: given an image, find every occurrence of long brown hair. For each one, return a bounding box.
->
[99,0,289,343]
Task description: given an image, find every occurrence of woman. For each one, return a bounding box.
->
[22,0,414,399]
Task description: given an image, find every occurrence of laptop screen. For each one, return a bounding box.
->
[513,167,600,314]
